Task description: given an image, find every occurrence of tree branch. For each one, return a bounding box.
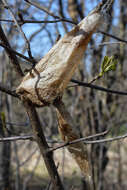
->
[0,83,19,98]
[49,130,109,152]
[83,134,127,144]
[0,25,24,76]
[99,30,127,44]
[0,4,63,189]
[71,79,127,96]
[2,0,35,61]
[49,132,127,151]
[0,43,36,64]
[23,101,64,190]
[0,135,33,142]
[0,18,76,24]
[24,0,77,24]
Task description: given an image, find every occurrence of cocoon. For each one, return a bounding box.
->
[16,1,110,106]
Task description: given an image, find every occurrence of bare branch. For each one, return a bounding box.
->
[24,0,76,24]
[99,30,127,44]
[0,43,36,64]
[0,82,19,98]
[83,134,127,144]
[49,132,127,151]
[49,130,109,152]
[2,0,35,61]
[71,79,127,96]
[0,18,76,24]
[0,25,24,76]
[0,135,33,142]
[24,0,60,19]
[95,41,126,47]
[23,101,64,190]
[0,134,63,144]
[1,1,64,189]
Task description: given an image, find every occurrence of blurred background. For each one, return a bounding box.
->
[0,0,127,189]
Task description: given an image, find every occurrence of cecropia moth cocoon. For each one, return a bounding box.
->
[16,1,113,106]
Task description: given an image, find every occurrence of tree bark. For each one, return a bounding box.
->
[24,101,64,190]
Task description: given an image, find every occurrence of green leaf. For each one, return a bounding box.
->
[90,55,118,83]
[101,55,118,74]
[101,56,109,73]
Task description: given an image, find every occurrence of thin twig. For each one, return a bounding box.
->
[0,135,63,144]
[1,77,127,99]
[0,18,76,24]
[2,0,35,61]
[49,132,127,152]
[1,3,127,46]
[0,43,36,64]
[1,1,64,188]
[24,0,76,24]
[71,79,127,96]
[1,21,127,46]
[89,75,101,84]
[0,83,19,98]
[99,30,127,44]
[84,134,127,144]
[0,26,24,76]
[49,130,109,152]
[24,0,59,19]
[0,135,34,142]
[96,41,126,46]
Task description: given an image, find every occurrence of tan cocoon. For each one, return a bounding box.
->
[17,8,102,106]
